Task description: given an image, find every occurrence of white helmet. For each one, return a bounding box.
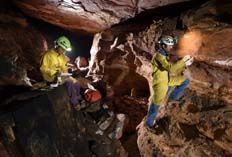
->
[158,35,177,46]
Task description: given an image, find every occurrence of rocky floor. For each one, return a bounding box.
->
[108,96,148,157]
[0,85,127,157]
[137,90,232,157]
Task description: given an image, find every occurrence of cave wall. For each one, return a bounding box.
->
[88,0,232,103]
[0,6,47,85]
[135,1,232,156]
[87,0,232,156]
[181,0,232,104]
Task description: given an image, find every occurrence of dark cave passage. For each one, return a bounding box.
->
[26,17,94,60]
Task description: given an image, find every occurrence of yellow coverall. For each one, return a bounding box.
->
[151,52,186,105]
[40,49,68,82]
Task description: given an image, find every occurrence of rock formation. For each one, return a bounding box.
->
[0,85,127,157]
[14,0,191,33]
[0,4,47,85]
[0,2,128,156]
[87,0,232,156]
[136,1,232,156]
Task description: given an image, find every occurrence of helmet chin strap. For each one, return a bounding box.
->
[55,46,66,55]
[158,47,169,56]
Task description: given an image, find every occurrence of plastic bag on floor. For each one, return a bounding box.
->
[108,114,126,140]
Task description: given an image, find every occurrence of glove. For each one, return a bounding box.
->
[57,76,62,84]
[183,55,194,66]
[183,55,191,62]
[185,57,194,66]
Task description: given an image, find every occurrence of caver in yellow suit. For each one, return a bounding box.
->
[40,49,69,82]
[151,48,186,105]
[146,35,194,127]
[40,36,72,83]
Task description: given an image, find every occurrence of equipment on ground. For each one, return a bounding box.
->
[84,89,102,103]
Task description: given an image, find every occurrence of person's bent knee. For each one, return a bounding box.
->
[182,79,190,86]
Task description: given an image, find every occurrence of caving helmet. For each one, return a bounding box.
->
[55,36,72,51]
[158,35,177,46]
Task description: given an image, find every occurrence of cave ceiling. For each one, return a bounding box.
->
[14,0,191,33]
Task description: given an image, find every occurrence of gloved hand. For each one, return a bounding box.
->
[183,55,191,62]
[54,70,62,84]
[183,55,194,66]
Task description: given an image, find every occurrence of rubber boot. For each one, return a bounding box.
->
[146,103,159,127]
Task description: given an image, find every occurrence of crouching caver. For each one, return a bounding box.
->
[65,80,127,140]
[146,35,194,128]
[40,36,73,85]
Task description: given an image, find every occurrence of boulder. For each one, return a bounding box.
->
[0,85,127,157]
